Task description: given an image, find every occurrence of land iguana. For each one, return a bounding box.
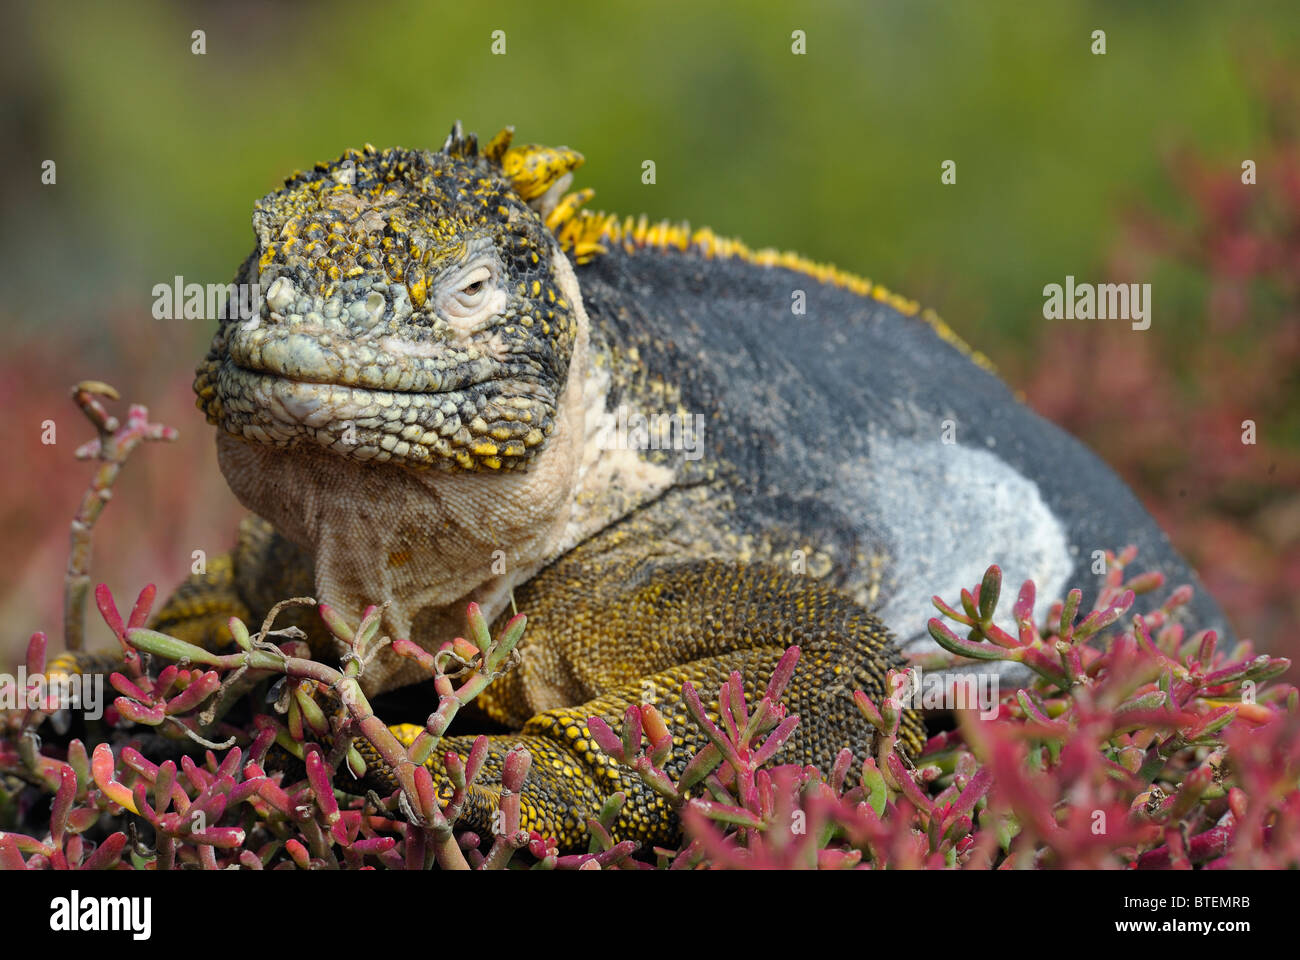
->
[70,124,1232,848]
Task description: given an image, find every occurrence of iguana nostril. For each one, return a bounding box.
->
[347,291,385,329]
[266,275,295,314]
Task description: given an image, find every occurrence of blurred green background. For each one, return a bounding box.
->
[2,0,1297,666]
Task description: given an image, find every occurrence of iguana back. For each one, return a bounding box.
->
[573,240,1228,674]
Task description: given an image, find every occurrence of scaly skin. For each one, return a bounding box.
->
[358,552,921,846]
[61,121,1231,849]
[194,135,581,472]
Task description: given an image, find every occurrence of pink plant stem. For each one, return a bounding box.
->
[64,383,176,651]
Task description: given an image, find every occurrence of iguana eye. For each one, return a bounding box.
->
[442,264,498,320]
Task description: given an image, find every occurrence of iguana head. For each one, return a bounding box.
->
[191,123,963,698]
[193,126,647,688]
[195,124,587,471]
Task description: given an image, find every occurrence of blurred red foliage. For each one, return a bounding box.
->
[1017,114,1300,670]
[0,314,243,665]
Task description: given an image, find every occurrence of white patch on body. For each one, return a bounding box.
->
[851,435,1073,663]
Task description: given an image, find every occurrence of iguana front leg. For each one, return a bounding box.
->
[364,557,925,848]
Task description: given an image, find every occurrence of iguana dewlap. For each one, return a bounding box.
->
[158,124,1228,846]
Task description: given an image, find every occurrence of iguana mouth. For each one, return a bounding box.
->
[224,324,503,396]
[201,350,556,470]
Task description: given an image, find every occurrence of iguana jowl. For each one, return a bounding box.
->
[157,124,1229,846]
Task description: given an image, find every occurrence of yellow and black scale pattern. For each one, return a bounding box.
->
[358,538,925,846]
